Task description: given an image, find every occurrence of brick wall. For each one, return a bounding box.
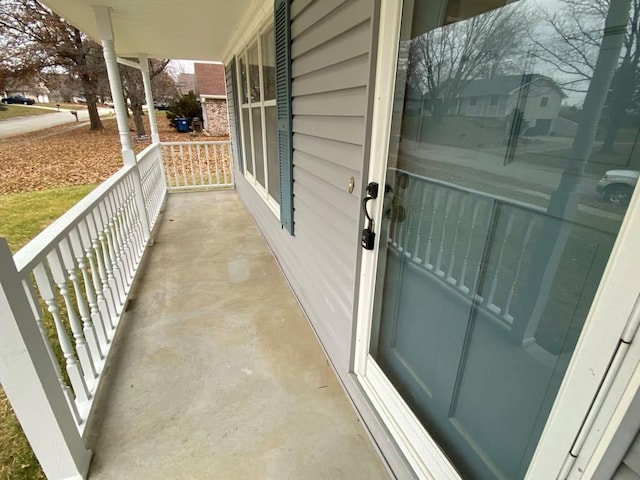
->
[204,99,229,136]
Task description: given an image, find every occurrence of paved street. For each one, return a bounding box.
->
[398,140,625,231]
[0,106,113,138]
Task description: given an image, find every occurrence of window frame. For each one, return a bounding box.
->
[234,18,281,219]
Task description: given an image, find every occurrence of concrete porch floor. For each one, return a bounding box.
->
[84,191,389,479]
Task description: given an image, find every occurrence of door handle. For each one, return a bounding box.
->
[361,182,379,250]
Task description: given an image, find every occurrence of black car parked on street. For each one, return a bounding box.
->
[1,95,36,105]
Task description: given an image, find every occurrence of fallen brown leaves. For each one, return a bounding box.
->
[0,115,228,194]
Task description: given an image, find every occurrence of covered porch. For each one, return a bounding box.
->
[83,190,387,479]
[0,149,388,478]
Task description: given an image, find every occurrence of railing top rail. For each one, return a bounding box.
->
[160,141,231,146]
[391,167,615,236]
[13,164,134,274]
[136,142,160,160]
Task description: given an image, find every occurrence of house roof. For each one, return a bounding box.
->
[194,63,226,96]
[459,74,566,98]
[38,0,256,61]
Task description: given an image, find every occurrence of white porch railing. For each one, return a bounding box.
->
[385,169,615,345]
[138,143,167,224]
[160,141,234,191]
[0,148,167,479]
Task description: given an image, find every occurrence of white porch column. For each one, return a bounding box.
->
[94,6,135,166]
[0,239,92,480]
[139,55,160,144]
[94,6,151,239]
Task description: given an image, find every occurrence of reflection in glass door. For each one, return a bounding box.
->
[367,0,638,477]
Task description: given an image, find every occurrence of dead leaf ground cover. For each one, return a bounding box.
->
[0,113,229,480]
[0,114,226,194]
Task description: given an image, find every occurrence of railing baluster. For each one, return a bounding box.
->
[116,181,139,270]
[33,262,91,403]
[222,144,230,185]
[504,215,537,323]
[424,187,440,270]
[228,143,235,186]
[213,144,221,186]
[114,188,135,287]
[107,190,132,288]
[99,201,126,307]
[46,248,97,382]
[197,144,205,186]
[170,145,179,187]
[412,180,428,264]
[402,176,416,257]
[126,174,145,258]
[435,189,453,277]
[204,144,212,185]
[447,195,467,285]
[189,144,196,186]
[486,209,515,314]
[459,201,483,294]
[21,277,81,423]
[81,216,115,339]
[179,144,187,186]
[69,228,107,356]
[93,206,122,317]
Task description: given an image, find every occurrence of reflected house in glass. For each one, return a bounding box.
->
[449,74,572,135]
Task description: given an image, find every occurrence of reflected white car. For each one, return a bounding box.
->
[596,169,639,205]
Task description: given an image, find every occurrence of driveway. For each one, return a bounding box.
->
[0,107,113,138]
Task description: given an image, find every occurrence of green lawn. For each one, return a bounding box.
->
[0,104,53,121]
[0,185,96,252]
[0,184,95,480]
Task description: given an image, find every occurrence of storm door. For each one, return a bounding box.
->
[358,0,640,478]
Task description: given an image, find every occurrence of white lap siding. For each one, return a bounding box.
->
[229,0,415,477]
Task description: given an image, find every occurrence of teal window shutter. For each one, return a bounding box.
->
[275,0,294,234]
[227,58,243,174]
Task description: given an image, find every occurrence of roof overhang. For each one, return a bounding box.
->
[39,0,265,61]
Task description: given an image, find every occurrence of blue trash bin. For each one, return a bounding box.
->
[175,117,189,133]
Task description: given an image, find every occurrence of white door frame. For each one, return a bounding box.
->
[353,0,640,478]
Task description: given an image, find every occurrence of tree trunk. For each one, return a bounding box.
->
[131,104,146,137]
[79,73,103,131]
[512,0,631,343]
[85,94,103,131]
[432,99,446,124]
[602,62,636,153]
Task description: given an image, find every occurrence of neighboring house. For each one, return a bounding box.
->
[3,80,50,103]
[2,1,640,480]
[194,62,229,136]
[451,74,571,136]
[177,72,195,95]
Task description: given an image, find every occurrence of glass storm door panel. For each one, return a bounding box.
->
[368,0,638,477]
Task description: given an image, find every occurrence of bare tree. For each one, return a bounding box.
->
[0,0,106,130]
[407,5,533,123]
[531,0,640,151]
[119,59,172,137]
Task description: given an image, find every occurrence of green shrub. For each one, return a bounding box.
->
[165,91,202,128]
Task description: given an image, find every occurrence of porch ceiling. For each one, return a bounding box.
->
[39,0,254,60]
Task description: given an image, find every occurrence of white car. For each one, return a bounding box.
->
[596,169,639,205]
